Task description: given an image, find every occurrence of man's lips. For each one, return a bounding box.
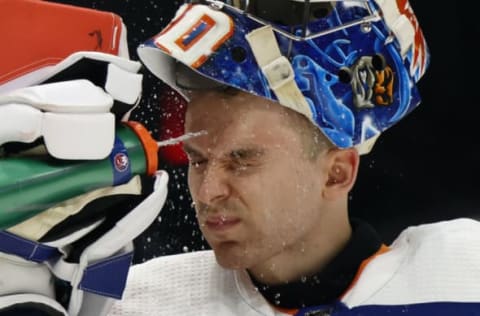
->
[204,216,241,231]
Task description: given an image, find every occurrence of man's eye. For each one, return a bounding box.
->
[228,160,253,173]
[190,160,207,168]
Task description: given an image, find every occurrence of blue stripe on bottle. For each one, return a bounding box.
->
[109,137,132,186]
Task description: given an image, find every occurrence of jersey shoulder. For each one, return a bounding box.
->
[343,218,480,307]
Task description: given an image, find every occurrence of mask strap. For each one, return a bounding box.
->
[355,134,379,155]
[245,25,312,120]
[374,0,415,57]
[246,25,379,155]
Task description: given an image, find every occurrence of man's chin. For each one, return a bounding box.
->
[212,243,252,270]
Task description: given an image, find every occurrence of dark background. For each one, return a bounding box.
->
[53,0,480,263]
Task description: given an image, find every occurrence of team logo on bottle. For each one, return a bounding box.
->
[114,152,129,172]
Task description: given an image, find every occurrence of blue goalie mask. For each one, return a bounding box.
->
[137,0,430,154]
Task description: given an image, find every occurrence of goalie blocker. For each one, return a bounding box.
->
[0,1,169,315]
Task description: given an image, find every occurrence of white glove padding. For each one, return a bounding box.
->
[0,80,115,159]
[39,51,143,119]
[0,78,113,113]
[0,252,56,298]
[1,51,144,122]
[0,171,169,316]
[0,294,68,316]
[0,253,68,315]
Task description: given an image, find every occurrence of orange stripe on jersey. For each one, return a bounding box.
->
[275,306,299,315]
[271,245,390,315]
[0,0,123,85]
[340,244,390,299]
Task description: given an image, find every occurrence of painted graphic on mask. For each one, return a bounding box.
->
[142,0,429,149]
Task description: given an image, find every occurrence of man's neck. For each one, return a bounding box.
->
[248,218,383,309]
[247,215,352,285]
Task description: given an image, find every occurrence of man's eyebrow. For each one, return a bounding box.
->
[182,143,202,156]
[228,148,265,160]
[182,144,265,160]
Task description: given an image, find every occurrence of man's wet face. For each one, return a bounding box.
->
[183,90,330,278]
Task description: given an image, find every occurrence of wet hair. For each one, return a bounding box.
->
[284,107,334,160]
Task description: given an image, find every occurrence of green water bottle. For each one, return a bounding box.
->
[0,121,159,230]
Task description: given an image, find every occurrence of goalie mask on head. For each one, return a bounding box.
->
[137,0,430,154]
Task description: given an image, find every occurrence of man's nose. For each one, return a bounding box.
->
[196,162,231,205]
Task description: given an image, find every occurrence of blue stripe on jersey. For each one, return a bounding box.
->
[345,302,480,315]
[295,302,480,315]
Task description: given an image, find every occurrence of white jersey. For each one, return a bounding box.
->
[108,218,480,316]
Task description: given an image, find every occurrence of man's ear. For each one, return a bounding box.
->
[322,147,360,200]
